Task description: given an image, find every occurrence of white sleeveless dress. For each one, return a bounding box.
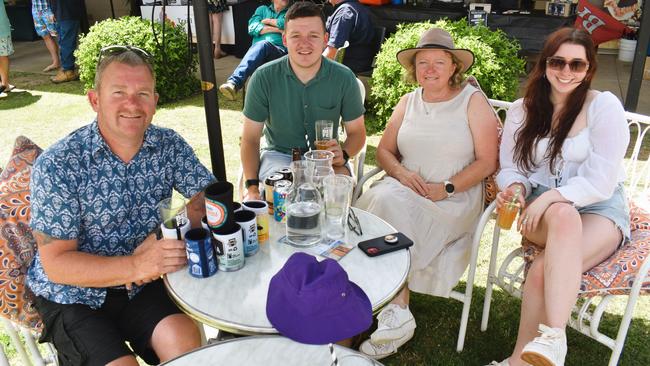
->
[355,84,483,297]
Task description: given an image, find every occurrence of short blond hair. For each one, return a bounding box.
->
[403,50,465,88]
[94,51,155,91]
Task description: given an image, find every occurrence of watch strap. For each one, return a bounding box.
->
[245,179,260,189]
[342,149,350,164]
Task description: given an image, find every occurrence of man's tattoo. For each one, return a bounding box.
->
[34,231,56,246]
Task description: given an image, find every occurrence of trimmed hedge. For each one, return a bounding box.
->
[75,16,199,103]
[367,20,526,133]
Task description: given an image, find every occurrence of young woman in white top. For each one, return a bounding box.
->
[491,28,630,366]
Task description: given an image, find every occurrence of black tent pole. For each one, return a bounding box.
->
[192,0,227,181]
[624,9,649,112]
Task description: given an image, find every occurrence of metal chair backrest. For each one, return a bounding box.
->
[623,111,650,199]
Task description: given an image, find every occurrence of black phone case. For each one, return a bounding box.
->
[358,232,414,257]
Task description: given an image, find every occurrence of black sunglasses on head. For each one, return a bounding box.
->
[546,56,589,73]
[98,45,153,64]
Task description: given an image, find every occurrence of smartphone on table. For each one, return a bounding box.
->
[358,232,413,257]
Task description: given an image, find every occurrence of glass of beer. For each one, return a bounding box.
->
[315,120,334,150]
[497,202,520,230]
[497,186,522,230]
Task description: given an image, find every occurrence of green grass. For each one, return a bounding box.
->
[1,72,649,365]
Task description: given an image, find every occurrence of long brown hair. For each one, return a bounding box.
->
[513,28,598,172]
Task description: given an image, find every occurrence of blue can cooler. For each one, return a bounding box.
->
[184,228,218,278]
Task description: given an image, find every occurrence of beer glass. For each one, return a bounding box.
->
[315,120,335,150]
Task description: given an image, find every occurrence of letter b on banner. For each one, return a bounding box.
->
[574,0,628,45]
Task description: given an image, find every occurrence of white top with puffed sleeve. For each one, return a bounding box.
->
[496,91,629,208]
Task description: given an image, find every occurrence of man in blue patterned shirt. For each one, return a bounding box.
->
[27,47,216,366]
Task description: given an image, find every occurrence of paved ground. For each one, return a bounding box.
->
[8,40,650,115]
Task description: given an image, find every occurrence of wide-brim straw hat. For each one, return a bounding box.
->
[397,28,475,74]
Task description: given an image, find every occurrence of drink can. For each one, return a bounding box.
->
[264,174,283,214]
[277,167,293,182]
[274,180,292,222]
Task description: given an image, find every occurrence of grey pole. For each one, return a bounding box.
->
[624,9,649,112]
[192,0,227,181]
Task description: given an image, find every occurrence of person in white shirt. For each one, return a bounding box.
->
[490,27,630,366]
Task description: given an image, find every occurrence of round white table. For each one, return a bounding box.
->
[164,207,410,334]
[161,335,384,366]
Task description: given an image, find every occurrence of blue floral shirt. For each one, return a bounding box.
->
[27,121,216,308]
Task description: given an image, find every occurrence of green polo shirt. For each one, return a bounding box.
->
[243,56,365,155]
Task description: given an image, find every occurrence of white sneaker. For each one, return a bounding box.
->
[370,304,416,344]
[359,329,414,360]
[485,360,510,366]
[521,324,567,366]
[218,81,238,101]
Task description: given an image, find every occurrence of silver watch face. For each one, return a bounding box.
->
[445,182,454,194]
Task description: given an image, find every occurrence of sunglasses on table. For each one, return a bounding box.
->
[545,57,589,73]
[347,208,362,236]
[98,45,153,64]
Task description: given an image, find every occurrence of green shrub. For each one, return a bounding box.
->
[75,16,199,104]
[367,19,526,133]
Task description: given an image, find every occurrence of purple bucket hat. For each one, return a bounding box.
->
[266,252,372,344]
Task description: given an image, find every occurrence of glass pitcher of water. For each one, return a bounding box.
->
[286,160,322,247]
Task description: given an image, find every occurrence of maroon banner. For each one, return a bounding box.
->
[574,0,630,45]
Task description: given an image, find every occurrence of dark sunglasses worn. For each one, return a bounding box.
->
[98,45,153,64]
[347,208,362,236]
[546,57,589,73]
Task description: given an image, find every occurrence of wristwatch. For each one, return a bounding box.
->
[245,179,260,189]
[342,149,350,164]
[443,180,455,198]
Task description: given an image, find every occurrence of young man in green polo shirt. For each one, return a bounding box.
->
[240,1,366,201]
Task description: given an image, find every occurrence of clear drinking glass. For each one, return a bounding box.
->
[315,120,335,150]
[323,175,353,240]
[158,196,187,227]
[311,165,335,192]
[158,196,189,239]
[304,150,335,168]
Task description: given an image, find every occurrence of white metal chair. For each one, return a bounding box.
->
[0,318,57,366]
[476,100,650,366]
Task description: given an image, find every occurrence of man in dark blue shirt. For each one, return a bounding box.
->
[323,0,375,73]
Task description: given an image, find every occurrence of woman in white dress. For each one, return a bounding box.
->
[356,28,499,359]
[489,28,630,366]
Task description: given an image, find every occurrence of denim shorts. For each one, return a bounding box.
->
[258,149,352,183]
[259,149,294,183]
[528,184,631,243]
